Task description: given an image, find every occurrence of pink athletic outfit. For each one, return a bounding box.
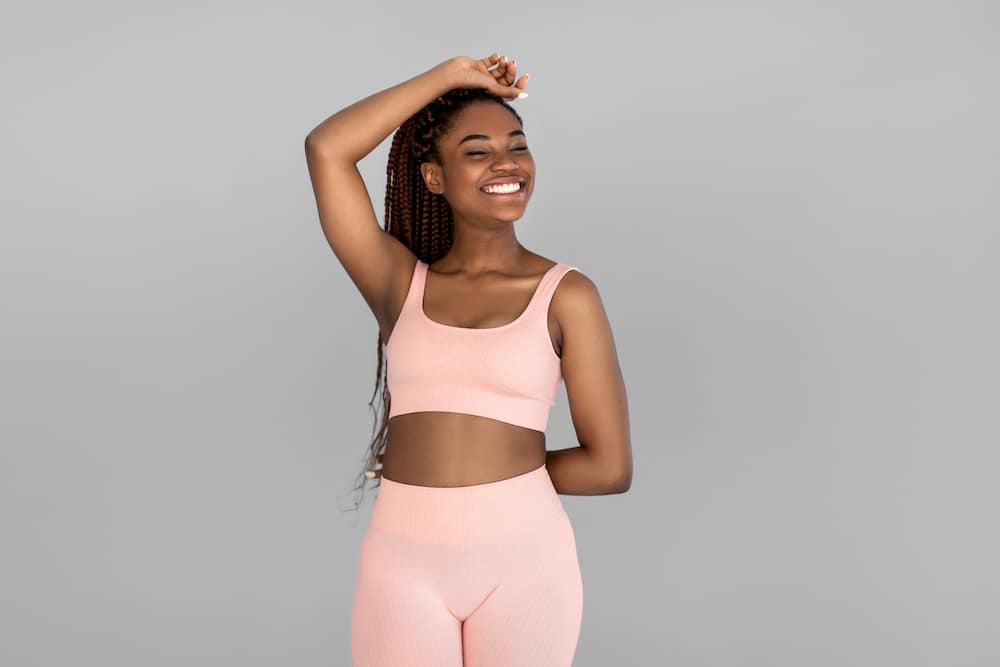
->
[350,259,584,666]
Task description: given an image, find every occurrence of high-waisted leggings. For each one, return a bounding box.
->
[350,463,583,666]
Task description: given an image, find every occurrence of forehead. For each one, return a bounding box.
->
[442,102,523,145]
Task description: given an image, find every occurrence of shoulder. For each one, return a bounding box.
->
[524,252,600,308]
[551,264,606,321]
[548,264,617,361]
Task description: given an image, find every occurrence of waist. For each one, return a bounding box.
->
[369,463,564,543]
[383,418,545,480]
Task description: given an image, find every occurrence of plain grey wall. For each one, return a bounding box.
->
[2,0,997,665]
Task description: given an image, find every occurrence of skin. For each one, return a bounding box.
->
[305,54,632,494]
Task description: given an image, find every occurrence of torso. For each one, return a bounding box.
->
[378,253,565,488]
[382,414,547,487]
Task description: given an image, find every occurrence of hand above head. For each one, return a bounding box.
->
[438,53,530,101]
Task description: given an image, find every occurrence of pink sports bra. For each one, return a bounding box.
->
[385,259,579,433]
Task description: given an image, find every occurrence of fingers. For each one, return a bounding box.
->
[484,54,513,80]
[497,55,515,85]
[486,55,506,85]
[478,53,500,70]
[488,54,529,99]
[466,53,530,100]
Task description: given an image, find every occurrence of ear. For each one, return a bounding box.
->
[420,162,444,195]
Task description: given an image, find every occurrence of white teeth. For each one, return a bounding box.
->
[482,182,522,194]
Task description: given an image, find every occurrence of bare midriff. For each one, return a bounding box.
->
[382,412,546,487]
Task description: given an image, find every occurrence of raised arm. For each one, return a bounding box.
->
[303,60,456,328]
[303,55,527,335]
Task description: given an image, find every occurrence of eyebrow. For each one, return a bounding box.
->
[457,130,526,145]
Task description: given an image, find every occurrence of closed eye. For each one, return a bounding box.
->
[466,146,530,156]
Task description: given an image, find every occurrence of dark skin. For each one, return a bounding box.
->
[305,54,632,493]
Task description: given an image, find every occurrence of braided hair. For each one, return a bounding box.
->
[343,87,525,513]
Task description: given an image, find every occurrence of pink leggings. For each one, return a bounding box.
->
[350,463,583,666]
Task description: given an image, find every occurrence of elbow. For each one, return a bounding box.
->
[304,132,326,155]
[304,130,338,156]
[610,478,631,494]
[305,133,358,165]
[607,468,632,494]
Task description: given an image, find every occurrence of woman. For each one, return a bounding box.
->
[305,53,632,666]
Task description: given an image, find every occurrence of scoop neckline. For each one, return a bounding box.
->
[418,259,562,333]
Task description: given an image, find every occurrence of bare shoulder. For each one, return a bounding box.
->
[553,266,604,313]
[548,265,612,354]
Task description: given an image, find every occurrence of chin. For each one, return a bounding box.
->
[498,209,527,223]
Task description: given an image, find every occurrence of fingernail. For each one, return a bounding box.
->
[364,470,376,479]
[517,92,529,99]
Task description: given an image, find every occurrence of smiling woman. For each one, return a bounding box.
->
[404,95,536,229]
[304,53,631,667]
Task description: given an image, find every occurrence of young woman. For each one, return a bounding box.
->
[305,53,632,666]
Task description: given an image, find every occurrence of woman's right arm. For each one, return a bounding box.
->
[303,59,462,329]
[304,54,525,336]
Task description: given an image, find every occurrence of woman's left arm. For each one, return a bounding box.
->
[546,271,633,495]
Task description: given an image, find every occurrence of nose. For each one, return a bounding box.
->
[491,151,520,171]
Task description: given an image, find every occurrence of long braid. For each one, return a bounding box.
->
[343,87,524,513]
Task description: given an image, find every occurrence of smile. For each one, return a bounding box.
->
[481,181,524,195]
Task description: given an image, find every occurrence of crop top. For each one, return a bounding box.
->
[385,259,579,433]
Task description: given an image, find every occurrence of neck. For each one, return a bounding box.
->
[436,218,526,272]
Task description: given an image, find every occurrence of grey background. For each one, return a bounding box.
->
[2,0,997,665]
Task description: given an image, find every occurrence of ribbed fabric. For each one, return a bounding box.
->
[385,259,579,433]
[370,463,567,543]
[350,464,583,666]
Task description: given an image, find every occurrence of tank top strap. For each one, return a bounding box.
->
[526,262,579,318]
[405,259,576,321]
[400,259,428,315]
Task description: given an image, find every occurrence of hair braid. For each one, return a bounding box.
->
[342,87,524,513]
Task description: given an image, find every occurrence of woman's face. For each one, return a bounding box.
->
[420,101,535,224]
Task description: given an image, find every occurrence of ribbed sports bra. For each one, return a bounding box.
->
[385,259,579,433]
